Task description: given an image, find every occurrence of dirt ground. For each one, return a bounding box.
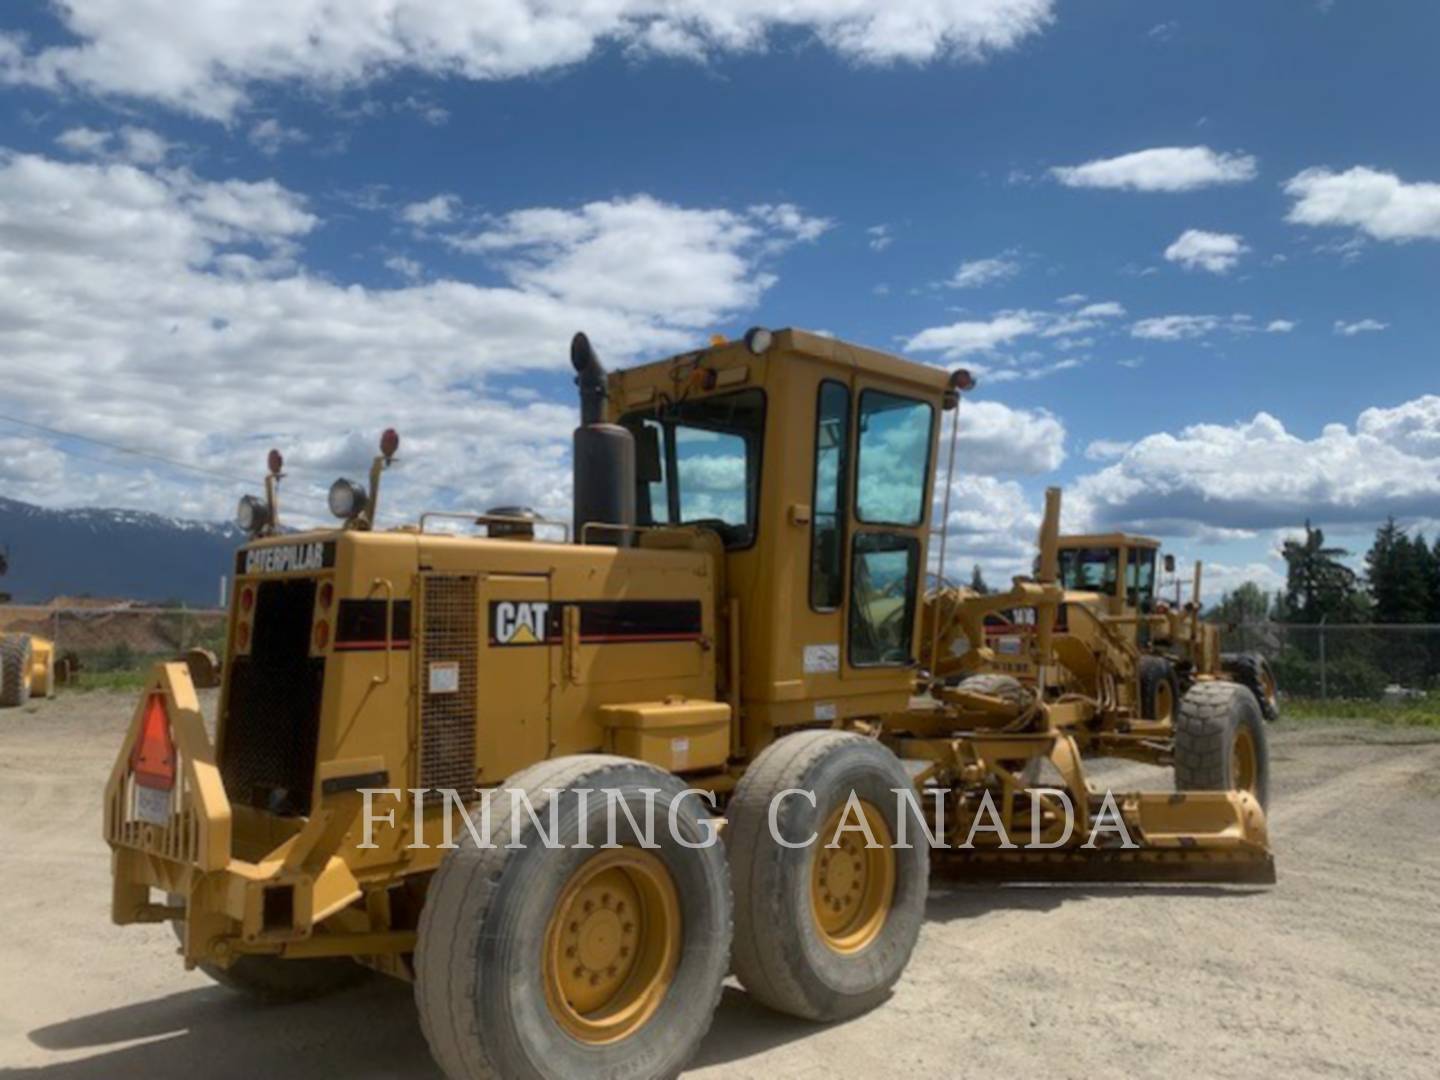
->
[2,691,1437,1080]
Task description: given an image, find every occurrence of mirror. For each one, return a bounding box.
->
[1163,553,1176,574]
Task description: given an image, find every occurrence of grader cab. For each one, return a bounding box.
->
[104,328,1273,1080]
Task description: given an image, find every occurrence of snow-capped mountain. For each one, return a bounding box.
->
[0,496,244,606]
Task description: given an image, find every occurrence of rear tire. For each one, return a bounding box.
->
[415,755,731,1080]
[1174,682,1270,808]
[1139,657,1181,723]
[0,634,33,708]
[726,730,928,1022]
[1221,652,1280,722]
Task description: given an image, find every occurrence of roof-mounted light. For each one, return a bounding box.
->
[743,326,773,355]
[236,494,270,536]
[328,477,369,520]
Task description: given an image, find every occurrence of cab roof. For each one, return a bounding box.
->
[608,327,955,405]
[1058,532,1161,550]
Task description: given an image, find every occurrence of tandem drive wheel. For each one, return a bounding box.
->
[725,730,929,1022]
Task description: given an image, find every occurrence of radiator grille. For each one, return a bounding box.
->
[219,578,323,817]
[419,574,479,796]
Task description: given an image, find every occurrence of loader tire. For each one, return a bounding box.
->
[1139,656,1181,722]
[726,731,928,1022]
[1221,652,1280,722]
[950,672,1033,710]
[1174,681,1270,808]
[0,634,33,708]
[168,899,370,1003]
[415,755,731,1080]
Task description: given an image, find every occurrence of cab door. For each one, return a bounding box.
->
[843,384,938,679]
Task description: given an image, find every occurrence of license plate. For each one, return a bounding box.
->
[134,784,172,826]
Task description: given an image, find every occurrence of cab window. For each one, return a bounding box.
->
[622,389,766,549]
[810,381,850,611]
[848,533,919,666]
[855,390,934,526]
[1059,547,1119,594]
[1126,548,1158,608]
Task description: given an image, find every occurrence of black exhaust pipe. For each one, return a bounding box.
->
[570,332,636,545]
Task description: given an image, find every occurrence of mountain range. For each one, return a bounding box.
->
[0,495,242,607]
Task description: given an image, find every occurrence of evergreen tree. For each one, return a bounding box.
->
[1367,520,1432,623]
[1282,520,1364,622]
[1208,581,1270,625]
[968,563,990,595]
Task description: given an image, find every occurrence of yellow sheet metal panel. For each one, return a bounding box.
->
[598,699,730,772]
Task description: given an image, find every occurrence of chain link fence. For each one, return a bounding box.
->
[0,604,226,682]
[1220,621,1440,703]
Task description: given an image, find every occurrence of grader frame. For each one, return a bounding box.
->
[104,328,1274,1080]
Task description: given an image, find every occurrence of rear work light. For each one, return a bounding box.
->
[130,693,177,791]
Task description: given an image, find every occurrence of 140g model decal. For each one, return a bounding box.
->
[489,600,702,647]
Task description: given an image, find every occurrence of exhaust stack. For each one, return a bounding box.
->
[570,332,636,546]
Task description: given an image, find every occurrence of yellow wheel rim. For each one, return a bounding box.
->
[1232,726,1258,795]
[810,800,896,955]
[542,848,680,1045]
[1260,669,1278,712]
[1153,680,1174,722]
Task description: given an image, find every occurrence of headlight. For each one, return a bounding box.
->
[236,494,269,535]
[743,326,773,355]
[328,477,369,519]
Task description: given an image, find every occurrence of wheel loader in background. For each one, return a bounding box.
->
[104,328,1274,1080]
[0,545,58,708]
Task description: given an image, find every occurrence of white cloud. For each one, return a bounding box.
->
[1071,397,1440,533]
[953,400,1066,475]
[1056,292,1087,306]
[56,124,172,165]
[1357,396,1440,457]
[905,301,1125,381]
[1284,165,1440,242]
[1,1,1057,119]
[1051,146,1257,192]
[1084,438,1131,461]
[904,310,1044,359]
[248,118,307,156]
[400,193,461,228]
[1333,318,1387,336]
[946,254,1019,288]
[384,254,422,281]
[1265,319,1296,333]
[867,224,892,251]
[1163,228,1247,273]
[931,474,1042,584]
[1130,314,1222,341]
[0,148,823,524]
[449,197,829,325]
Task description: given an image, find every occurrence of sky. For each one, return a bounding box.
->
[0,0,1438,602]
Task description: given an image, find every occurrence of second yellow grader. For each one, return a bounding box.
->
[105,328,1274,1080]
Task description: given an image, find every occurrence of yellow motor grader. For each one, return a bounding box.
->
[0,546,58,708]
[105,329,1273,1080]
[923,516,1276,809]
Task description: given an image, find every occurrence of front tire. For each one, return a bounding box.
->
[415,755,731,1080]
[1174,682,1270,807]
[1222,652,1281,722]
[726,730,929,1022]
[1139,656,1181,723]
